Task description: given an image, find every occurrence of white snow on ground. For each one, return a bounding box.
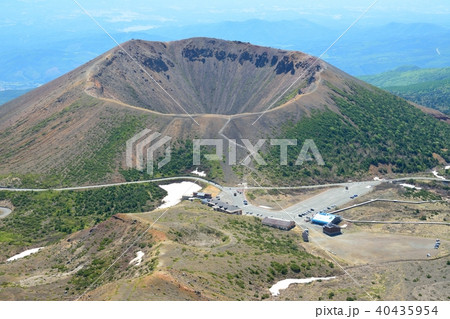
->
[399,183,422,190]
[0,207,12,219]
[191,168,206,177]
[7,247,43,262]
[129,251,145,266]
[158,182,202,209]
[259,205,272,209]
[432,170,446,180]
[270,277,336,296]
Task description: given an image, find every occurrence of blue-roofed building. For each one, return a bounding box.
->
[311,212,341,225]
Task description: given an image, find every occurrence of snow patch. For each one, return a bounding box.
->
[0,207,12,219]
[399,183,422,190]
[270,277,336,296]
[129,251,145,266]
[191,168,206,177]
[158,182,202,209]
[432,170,446,180]
[7,247,44,262]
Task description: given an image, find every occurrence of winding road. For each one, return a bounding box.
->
[1,175,447,231]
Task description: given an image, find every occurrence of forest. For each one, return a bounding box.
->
[260,83,450,184]
[0,183,166,247]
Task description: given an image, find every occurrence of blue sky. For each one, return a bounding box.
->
[1,0,449,88]
[3,0,450,34]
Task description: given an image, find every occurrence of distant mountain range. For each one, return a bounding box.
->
[0,89,31,105]
[360,66,450,114]
[1,20,450,92]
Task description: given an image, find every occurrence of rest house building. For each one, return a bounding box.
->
[311,212,341,226]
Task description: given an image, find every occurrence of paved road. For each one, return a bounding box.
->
[217,180,381,231]
[0,176,223,192]
[216,177,448,231]
[0,175,447,193]
[0,175,447,232]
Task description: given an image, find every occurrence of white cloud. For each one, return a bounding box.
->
[89,10,146,23]
[106,11,145,23]
[120,25,158,32]
[87,9,173,24]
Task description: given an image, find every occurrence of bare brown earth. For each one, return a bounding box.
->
[276,258,450,301]
[201,184,221,197]
[246,187,332,209]
[87,38,322,115]
[0,38,446,186]
[0,202,339,301]
[265,184,449,300]
[1,181,448,301]
[0,38,326,183]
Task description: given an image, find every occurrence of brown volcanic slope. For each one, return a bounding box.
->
[86,37,321,115]
[0,37,328,183]
[0,37,447,185]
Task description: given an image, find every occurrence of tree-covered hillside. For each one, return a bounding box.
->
[360,66,450,114]
[0,183,166,247]
[260,83,450,184]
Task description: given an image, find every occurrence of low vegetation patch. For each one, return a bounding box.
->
[261,83,450,184]
[0,183,166,247]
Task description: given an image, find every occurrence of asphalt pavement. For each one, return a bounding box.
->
[218,180,381,230]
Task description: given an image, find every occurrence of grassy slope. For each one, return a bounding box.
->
[359,66,450,87]
[158,204,338,300]
[0,202,339,300]
[260,83,450,184]
[359,66,450,113]
[0,183,166,250]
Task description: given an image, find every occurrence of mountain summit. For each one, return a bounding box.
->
[0,38,448,186]
[85,38,322,115]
